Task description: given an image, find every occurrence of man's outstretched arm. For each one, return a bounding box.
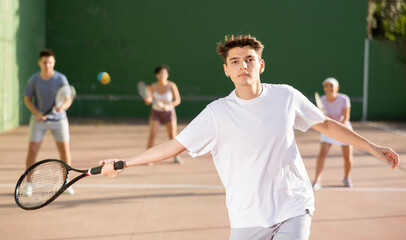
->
[100,139,186,178]
[311,117,399,170]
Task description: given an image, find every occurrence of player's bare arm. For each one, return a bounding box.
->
[170,81,181,107]
[100,139,186,178]
[312,117,399,169]
[24,96,47,121]
[341,107,350,124]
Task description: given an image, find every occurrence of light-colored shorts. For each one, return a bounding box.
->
[320,133,348,146]
[229,211,312,240]
[320,122,352,146]
[29,116,70,142]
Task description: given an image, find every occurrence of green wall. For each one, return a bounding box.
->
[1,1,404,133]
[45,0,367,120]
[367,40,406,120]
[0,0,46,132]
[0,0,19,132]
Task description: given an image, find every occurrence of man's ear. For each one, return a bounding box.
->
[260,59,265,74]
[223,63,230,78]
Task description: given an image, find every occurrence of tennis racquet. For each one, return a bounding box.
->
[137,82,164,108]
[44,85,76,118]
[314,92,326,114]
[14,159,124,210]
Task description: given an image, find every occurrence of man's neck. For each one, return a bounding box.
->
[41,70,54,80]
[235,82,263,100]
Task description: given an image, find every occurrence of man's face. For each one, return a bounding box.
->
[38,56,55,73]
[223,46,264,87]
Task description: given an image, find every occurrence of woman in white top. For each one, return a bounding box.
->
[313,78,353,190]
[146,65,182,164]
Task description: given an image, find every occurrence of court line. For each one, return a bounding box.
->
[365,121,406,137]
[322,187,406,192]
[76,94,220,101]
[2,183,406,192]
[0,183,224,190]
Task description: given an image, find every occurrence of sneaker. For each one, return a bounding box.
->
[174,156,184,164]
[342,177,353,188]
[312,181,322,191]
[64,186,75,195]
[23,182,32,196]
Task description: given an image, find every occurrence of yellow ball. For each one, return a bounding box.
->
[97,72,111,85]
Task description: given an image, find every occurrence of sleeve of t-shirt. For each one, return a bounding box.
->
[24,77,35,97]
[61,74,69,86]
[175,106,217,158]
[293,88,325,132]
[342,94,351,108]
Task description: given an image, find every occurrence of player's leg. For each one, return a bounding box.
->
[26,142,42,170]
[164,110,183,164]
[26,116,46,169]
[24,117,46,195]
[147,119,160,149]
[341,145,353,187]
[313,142,331,190]
[55,141,71,165]
[50,119,74,194]
[50,119,71,165]
[55,140,74,194]
[272,213,312,240]
[164,111,177,140]
[147,110,162,150]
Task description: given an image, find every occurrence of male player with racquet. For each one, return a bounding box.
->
[24,49,74,195]
[100,35,399,240]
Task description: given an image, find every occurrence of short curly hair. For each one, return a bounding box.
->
[216,35,264,63]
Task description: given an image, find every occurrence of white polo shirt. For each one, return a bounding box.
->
[176,84,324,228]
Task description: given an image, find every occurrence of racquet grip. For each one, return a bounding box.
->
[90,160,125,175]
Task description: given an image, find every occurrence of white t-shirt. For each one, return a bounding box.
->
[175,83,325,228]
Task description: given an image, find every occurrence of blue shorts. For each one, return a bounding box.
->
[29,116,70,142]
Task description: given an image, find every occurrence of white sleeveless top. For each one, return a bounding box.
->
[152,84,174,111]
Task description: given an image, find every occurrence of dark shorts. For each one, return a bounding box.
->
[150,109,177,124]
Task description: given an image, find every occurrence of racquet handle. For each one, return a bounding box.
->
[89,160,125,175]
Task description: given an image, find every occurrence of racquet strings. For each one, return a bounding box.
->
[137,82,151,99]
[17,161,67,208]
[55,85,73,107]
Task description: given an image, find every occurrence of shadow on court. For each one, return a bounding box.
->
[0,122,405,240]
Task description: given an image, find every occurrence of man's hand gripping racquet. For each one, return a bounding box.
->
[44,85,76,119]
[14,159,124,210]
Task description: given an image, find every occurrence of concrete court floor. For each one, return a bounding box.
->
[0,121,405,240]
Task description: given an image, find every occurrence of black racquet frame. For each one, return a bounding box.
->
[14,159,124,210]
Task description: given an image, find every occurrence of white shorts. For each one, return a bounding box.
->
[320,133,348,146]
[229,211,312,240]
[320,121,352,146]
[29,116,70,142]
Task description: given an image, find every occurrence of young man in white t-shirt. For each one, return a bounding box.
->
[100,35,399,240]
